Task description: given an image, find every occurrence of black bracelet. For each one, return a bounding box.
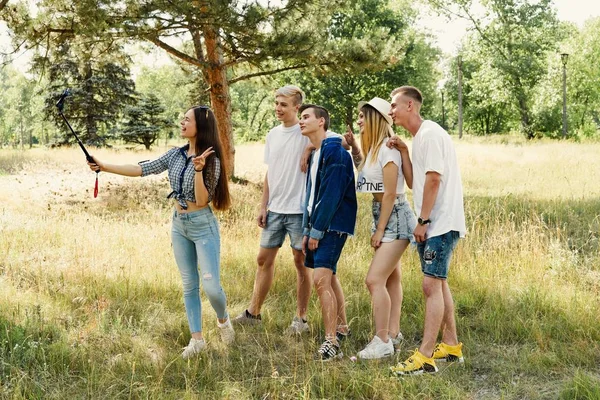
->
[194,168,203,172]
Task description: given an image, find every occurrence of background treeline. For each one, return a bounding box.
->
[0,0,599,155]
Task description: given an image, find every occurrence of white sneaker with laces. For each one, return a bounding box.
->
[357,335,394,360]
[287,316,309,335]
[182,338,206,360]
[218,317,235,345]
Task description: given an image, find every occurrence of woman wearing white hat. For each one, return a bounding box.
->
[344,97,416,360]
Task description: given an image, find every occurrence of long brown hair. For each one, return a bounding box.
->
[192,106,231,210]
[358,105,391,170]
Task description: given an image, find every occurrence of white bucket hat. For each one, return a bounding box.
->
[357,97,393,126]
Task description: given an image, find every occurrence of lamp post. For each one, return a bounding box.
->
[561,53,569,139]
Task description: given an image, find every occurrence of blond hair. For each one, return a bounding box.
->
[275,85,305,106]
[359,105,392,170]
[390,86,423,104]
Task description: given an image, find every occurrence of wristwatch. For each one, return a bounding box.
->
[418,217,431,226]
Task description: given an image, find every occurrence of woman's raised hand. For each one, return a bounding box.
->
[193,147,215,172]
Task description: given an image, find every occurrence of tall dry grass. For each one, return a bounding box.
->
[0,139,599,399]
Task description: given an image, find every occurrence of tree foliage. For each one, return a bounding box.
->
[37,40,137,146]
[443,36,514,135]
[3,0,436,172]
[285,0,441,134]
[427,0,561,138]
[120,93,172,150]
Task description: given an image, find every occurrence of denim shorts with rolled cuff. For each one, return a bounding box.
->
[304,231,348,275]
[260,211,304,251]
[417,230,460,280]
[372,195,417,243]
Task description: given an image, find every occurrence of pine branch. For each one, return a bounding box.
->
[229,63,327,84]
[144,35,208,68]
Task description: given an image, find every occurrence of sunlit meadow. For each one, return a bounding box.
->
[0,138,599,399]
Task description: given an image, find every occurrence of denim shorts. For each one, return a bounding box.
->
[304,231,348,275]
[372,196,417,243]
[417,230,460,280]
[260,211,304,251]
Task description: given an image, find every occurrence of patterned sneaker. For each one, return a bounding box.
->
[217,317,235,345]
[391,332,404,353]
[357,335,394,360]
[336,325,351,342]
[287,316,309,335]
[433,342,464,363]
[181,338,206,360]
[390,349,438,375]
[232,309,262,325]
[315,339,343,362]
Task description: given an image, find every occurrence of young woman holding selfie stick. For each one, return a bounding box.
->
[88,105,234,360]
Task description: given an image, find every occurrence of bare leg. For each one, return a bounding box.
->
[331,274,347,328]
[365,241,408,341]
[386,264,402,337]
[313,268,337,342]
[292,248,312,320]
[419,276,444,357]
[440,280,458,345]
[248,247,279,316]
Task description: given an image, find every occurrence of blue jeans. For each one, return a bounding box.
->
[417,230,460,280]
[260,212,304,251]
[372,195,417,243]
[304,231,348,275]
[172,207,228,333]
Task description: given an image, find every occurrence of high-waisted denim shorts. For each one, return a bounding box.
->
[372,195,417,243]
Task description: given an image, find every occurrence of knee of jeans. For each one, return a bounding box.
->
[202,274,223,296]
[182,281,200,296]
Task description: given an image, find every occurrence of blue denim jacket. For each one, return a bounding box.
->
[302,136,358,239]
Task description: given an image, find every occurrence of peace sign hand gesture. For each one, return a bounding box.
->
[193,147,214,172]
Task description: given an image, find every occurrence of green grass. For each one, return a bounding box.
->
[1,140,600,399]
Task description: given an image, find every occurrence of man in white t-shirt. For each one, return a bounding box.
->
[232,86,348,334]
[386,86,467,376]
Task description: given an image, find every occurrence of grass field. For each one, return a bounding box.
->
[1,138,599,399]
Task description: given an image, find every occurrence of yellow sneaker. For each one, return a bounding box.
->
[390,349,438,376]
[433,342,464,363]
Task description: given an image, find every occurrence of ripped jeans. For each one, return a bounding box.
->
[172,207,228,334]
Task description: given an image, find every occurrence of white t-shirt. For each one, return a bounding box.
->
[356,137,405,195]
[307,148,321,215]
[412,120,466,238]
[263,124,342,214]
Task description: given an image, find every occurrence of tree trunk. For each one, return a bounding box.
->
[517,96,534,139]
[202,26,235,177]
[83,62,99,144]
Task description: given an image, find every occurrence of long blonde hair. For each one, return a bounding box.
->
[358,105,392,170]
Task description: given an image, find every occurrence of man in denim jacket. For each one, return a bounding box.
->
[299,104,357,361]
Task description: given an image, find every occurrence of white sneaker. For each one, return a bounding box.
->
[357,335,394,360]
[287,316,309,335]
[391,332,404,353]
[182,338,206,360]
[217,317,235,345]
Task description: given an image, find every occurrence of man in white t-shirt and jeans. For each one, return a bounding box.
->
[386,86,467,375]
[233,85,348,334]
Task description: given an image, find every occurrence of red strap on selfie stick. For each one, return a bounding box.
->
[94,173,99,198]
